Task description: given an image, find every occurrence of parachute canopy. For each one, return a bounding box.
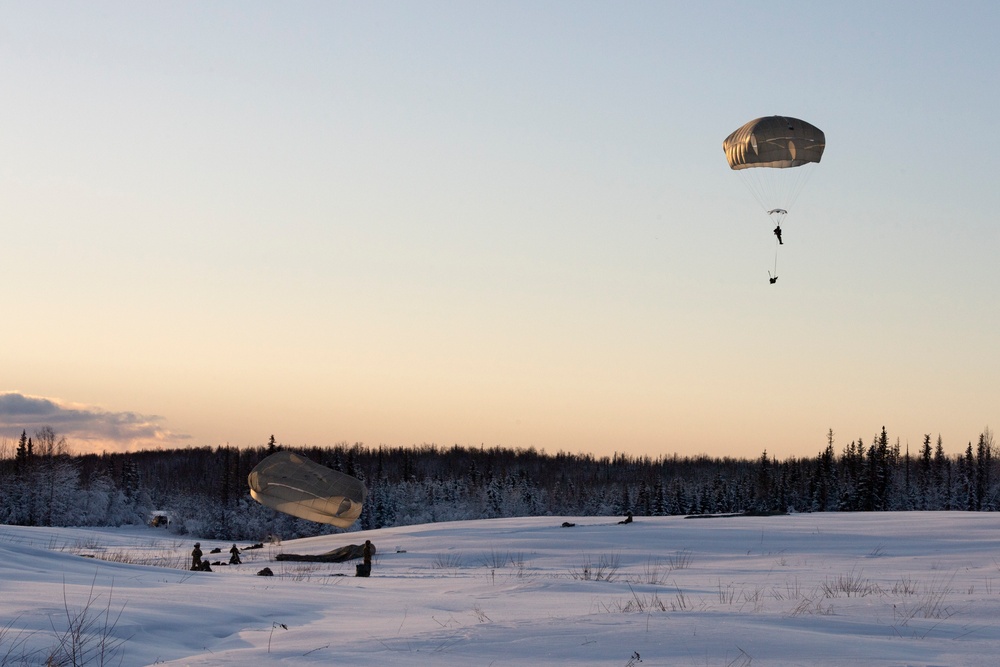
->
[723,116,825,170]
[723,115,826,229]
[248,451,367,528]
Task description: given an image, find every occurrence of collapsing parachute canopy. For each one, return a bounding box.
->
[723,116,825,170]
[248,451,367,528]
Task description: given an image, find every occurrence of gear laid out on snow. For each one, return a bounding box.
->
[275,542,376,563]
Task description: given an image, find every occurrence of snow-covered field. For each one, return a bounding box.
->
[3,512,1000,666]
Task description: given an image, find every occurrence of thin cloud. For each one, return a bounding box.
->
[0,392,192,453]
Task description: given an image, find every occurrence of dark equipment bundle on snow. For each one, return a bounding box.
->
[275,543,375,563]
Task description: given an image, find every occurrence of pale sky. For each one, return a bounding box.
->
[2,1,998,459]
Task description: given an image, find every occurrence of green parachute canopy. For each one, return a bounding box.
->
[248,451,367,528]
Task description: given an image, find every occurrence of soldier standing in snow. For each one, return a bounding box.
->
[191,542,203,570]
[355,539,375,577]
[363,540,374,567]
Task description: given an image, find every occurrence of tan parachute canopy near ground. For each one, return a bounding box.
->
[248,451,367,528]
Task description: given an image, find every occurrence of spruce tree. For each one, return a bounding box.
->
[918,434,932,510]
[975,429,992,510]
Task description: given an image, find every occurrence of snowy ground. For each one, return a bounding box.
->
[2,512,1000,666]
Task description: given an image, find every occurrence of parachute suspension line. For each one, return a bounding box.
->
[783,162,818,214]
[736,167,770,212]
[735,160,820,223]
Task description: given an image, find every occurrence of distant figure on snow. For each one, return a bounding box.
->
[356,540,375,577]
[229,544,241,565]
[191,542,203,570]
[773,225,783,245]
[363,540,374,566]
[619,511,633,525]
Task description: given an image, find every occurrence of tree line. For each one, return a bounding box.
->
[0,427,995,541]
